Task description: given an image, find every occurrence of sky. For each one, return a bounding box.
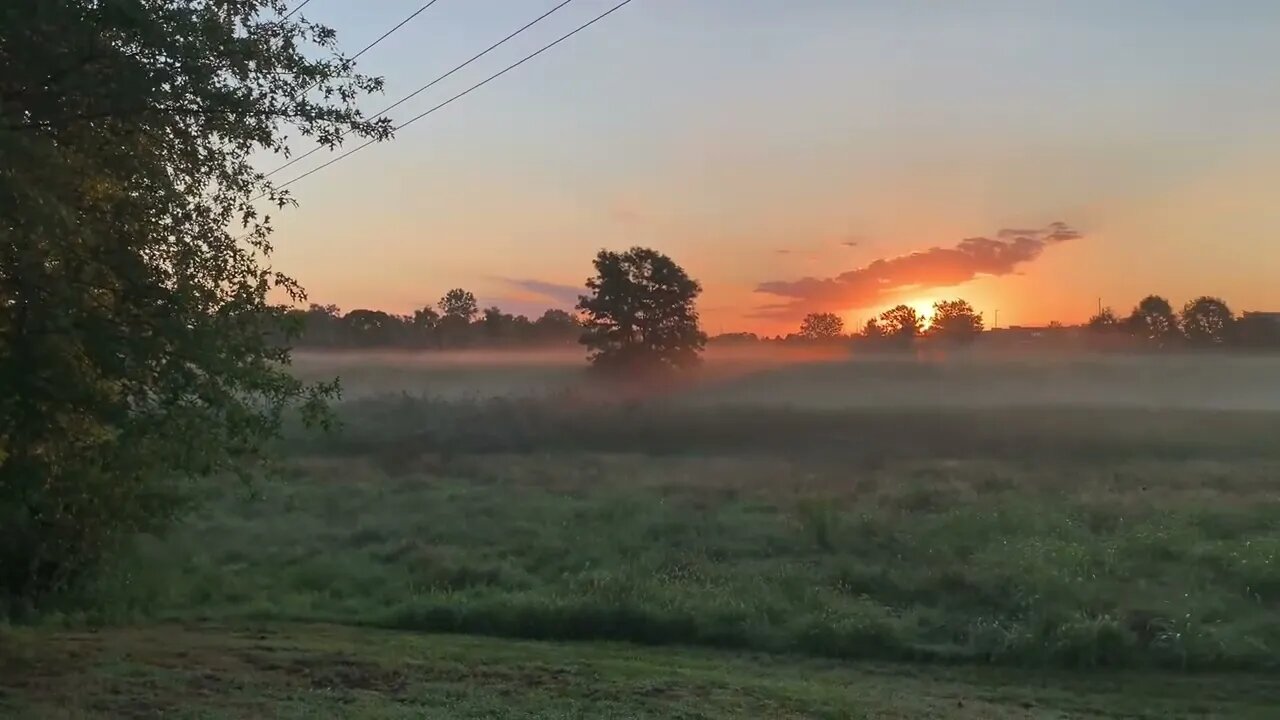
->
[265,0,1280,335]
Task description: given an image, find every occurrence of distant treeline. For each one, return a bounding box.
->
[710,295,1280,352]
[287,289,580,349]
[289,289,1280,352]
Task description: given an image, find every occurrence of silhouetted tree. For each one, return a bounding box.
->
[411,306,441,347]
[1087,307,1120,332]
[438,289,478,322]
[879,305,923,346]
[928,299,984,344]
[577,247,706,373]
[861,319,885,339]
[708,332,760,345]
[533,309,580,345]
[1180,297,1234,347]
[342,309,400,346]
[296,304,344,347]
[1125,295,1179,347]
[798,312,845,340]
[437,289,478,347]
[480,306,517,343]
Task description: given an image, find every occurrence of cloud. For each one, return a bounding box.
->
[497,278,583,307]
[754,222,1080,318]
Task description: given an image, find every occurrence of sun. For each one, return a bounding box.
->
[846,297,939,330]
[904,298,938,326]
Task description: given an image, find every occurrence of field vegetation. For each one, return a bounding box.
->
[7,352,1280,716]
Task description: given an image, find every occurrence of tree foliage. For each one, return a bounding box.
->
[0,0,390,606]
[878,305,923,345]
[798,312,845,340]
[928,299,984,344]
[1125,295,1179,346]
[1180,296,1234,346]
[287,301,580,349]
[577,247,706,373]
[1087,307,1121,332]
[438,288,479,322]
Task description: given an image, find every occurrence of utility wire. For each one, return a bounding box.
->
[264,0,575,180]
[349,1,445,62]
[266,0,636,197]
[284,1,447,109]
[282,0,315,20]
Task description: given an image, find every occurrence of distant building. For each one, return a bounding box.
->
[1242,311,1280,326]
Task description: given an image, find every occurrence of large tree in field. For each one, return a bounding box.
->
[1179,296,1234,346]
[577,247,706,373]
[798,312,845,340]
[928,299,984,344]
[0,0,389,605]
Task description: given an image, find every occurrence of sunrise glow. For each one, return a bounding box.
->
[260,3,1280,337]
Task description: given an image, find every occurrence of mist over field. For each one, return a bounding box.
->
[294,347,1280,412]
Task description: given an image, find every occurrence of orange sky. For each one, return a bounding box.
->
[261,1,1280,337]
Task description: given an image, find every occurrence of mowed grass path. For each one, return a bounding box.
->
[4,622,1278,718]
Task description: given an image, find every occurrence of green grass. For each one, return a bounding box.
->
[80,445,1280,671]
[4,622,1278,718]
[12,355,1280,715]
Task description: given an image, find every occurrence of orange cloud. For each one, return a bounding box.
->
[754,222,1080,318]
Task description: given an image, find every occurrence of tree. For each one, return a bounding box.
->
[438,289,478,323]
[879,305,923,346]
[411,306,441,347]
[532,309,579,345]
[798,312,845,340]
[480,306,515,343]
[1125,295,1179,347]
[577,247,706,373]
[437,289,478,347]
[1,0,389,605]
[928,299,984,344]
[861,319,885,339]
[341,309,399,346]
[1087,307,1120,332]
[1180,296,1234,346]
[295,304,344,347]
[412,306,441,332]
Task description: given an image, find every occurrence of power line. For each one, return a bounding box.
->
[264,0,575,181]
[282,0,315,20]
[268,0,636,197]
[285,1,447,109]
[350,1,445,62]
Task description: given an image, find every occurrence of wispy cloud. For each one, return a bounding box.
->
[754,222,1080,318]
[497,278,583,307]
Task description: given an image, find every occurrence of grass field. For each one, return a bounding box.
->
[6,352,1280,717]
